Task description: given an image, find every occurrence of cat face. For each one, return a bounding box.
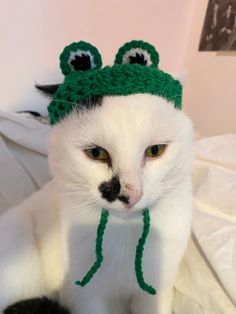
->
[49,94,193,214]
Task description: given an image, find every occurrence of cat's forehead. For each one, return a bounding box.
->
[96,95,179,129]
[98,94,177,127]
[62,94,190,145]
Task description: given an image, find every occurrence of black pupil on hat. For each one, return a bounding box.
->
[129,53,147,65]
[151,145,159,155]
[70,54,91,71]
[91,148,100,158]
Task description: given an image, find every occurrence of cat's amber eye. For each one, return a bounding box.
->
[145,144,166,158]
[84,147,109,161]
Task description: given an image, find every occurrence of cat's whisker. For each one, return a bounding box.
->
[63,199,100,212]
[167,94,182,101]
[56,179,92,189]
[160,80,173,95]
[52,98,100,111]
[52,99,83,109]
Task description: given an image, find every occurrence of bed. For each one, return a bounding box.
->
[0,111,235,314]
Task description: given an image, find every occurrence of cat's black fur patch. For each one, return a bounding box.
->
[99,176,121,202]
[35,84,103,111]
[4,297,70,314]
[76,96,103,110]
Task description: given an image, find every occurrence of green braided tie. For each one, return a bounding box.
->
[75,208,156,295]
[75,209,109,286]
[135,209,156,295]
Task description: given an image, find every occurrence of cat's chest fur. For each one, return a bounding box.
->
[61,205,144,287]
[57,179,191,299]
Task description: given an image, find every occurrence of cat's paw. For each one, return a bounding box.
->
[3,297,70,314]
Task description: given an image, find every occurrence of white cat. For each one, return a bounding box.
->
[0,93,193,314]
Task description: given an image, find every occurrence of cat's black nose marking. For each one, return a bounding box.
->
[99,176,121,202]
[117,195,129,204]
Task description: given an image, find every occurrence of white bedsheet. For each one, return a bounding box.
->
[174,134,236,314]
[0,111,235,313]
[0,111,51,212]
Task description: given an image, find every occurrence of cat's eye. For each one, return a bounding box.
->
[84,146,109,161]
[145,144,166,158]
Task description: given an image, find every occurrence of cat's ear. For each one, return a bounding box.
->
[170,71,187,85]
[114,40,159,68]
[59,41,102,76]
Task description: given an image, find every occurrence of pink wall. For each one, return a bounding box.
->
[183,0,236,136]
[3,1,234,136]
[0,0,195,114]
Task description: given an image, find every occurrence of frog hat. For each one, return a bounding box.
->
[48,40,182,295]
[48,40,182,125]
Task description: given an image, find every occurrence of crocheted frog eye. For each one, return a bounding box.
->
[114,40,159,68]
[59,41,102,76]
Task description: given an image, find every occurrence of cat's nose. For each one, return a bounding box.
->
[118,190,143,208]
[126,190,143,208]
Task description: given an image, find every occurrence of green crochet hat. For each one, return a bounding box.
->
[48,40,182,125]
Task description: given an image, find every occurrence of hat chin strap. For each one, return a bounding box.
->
[75,208,156,295]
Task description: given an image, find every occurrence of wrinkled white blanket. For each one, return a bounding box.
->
[174,134,236,314]
[0,111,235,313]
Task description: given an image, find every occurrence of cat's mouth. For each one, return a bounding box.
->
[118,193,143,209]
[117,195,129,204]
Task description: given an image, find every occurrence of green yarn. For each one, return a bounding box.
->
[75,208,156,295]
[60,41,102,76]
[75,209,109,287]
[48,64,182,125]
[135,209,156,295]
[114,40,159,68]
[48,40,182,125]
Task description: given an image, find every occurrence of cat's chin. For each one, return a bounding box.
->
[105,207,143,219]
[103,200,157,218]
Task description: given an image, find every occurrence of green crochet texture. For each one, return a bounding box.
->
[114,40,159,67]
[48,40,182,125]
[60,41,102,76]
[75,209,156,295]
